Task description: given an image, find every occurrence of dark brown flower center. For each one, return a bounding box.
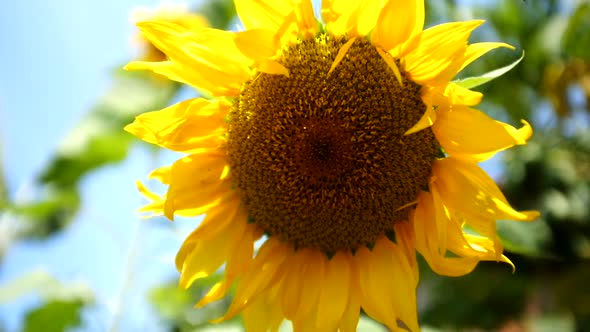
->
[227,34,439,253]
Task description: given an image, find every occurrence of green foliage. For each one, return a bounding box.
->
[9,190,80,240]
[198,0,237,29]
[23,300,85,332]
[6,71,178,241]
[39,71,177,190]
[150,275,235,331]
[454,51,525,89]
[420,261,528,330]
[563,3,590,60]
[502,130,590,259]
[0,271,94,331]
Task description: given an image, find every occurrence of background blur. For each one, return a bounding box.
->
[1,0,589,331]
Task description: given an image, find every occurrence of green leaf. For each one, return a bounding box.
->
[0,270,94,304]
[39,71,177,189]
[563,3,590,60]
[0,271,94,332]
[454,51,525,89]
[527,313,575,332]
[23,300,85,332]
[8,189,80,240]
[197,0,237,29]
[497,218,553,258]
[149,275,232,330]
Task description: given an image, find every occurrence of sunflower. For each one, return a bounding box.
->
[125,0,539,331]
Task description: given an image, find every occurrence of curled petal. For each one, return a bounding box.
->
[129,22,250,96]
[433,106,533,161]
[148,165,172,184]
[433,157,540,222]
[125,98,228,152]
[413,191,481,276]
[177,206,246,289]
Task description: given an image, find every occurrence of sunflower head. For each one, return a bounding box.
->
[125,1,539,331]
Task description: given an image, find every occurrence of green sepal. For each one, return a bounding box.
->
[453,51,525,89]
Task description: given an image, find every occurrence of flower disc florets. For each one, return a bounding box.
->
[227,33,440,253]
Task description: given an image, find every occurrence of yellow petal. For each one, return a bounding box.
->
[355,244,397,330]
[124,60,199,91]
[461,234,514,271]
[225,223,261,277]
[444,82,483,106]
[403,20,484,85]
[322,0,362,36]
[278,250,309,320]
[124,98,228,152]
[377,47,403,86]
[233,29,290,75]
[234,28,279,60]
[413,191,480,276]
[355,0,387,36]
[148,165,172,184]
[174,196,239,270]
[444,211,512,268]
[404,104,436,135]
[293,0,318,37]
[372,0,424,54]
[456,210,502,254]
[198,281,228,307]
[132,21,251,96]
[242,287,284,332]
[394,222,419,281]
[337,262,361,332]
[164,153,229,219]
[223,239,290,319]
[136,180,160,202]
[316,252,351,331]
[328,37,357,75]
[357,237,417,331]
[197,223,260,307]
[433,106,533,161]
[433,157,540,222]
[235,0,316,38]
[431,185,450,255]
[293,250,325,321]
[390,244,420,332]
[178,215,246,289]
[257,59,290,76]
[460,42,515,73]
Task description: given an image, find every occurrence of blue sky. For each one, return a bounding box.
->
[0,0,509,331]
[0,0,205,330]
